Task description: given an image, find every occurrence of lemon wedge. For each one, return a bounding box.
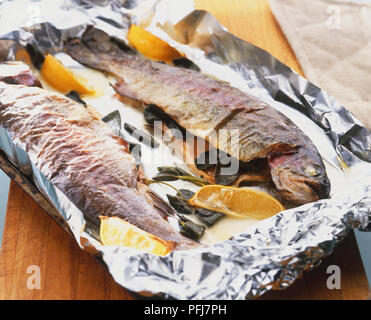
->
[127,25,182,62]
[99,216,174,256]
[41,54,95,95]
[188,185,285,220]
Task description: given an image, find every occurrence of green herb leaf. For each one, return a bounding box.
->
[177,189,195,201]
[166,195,193,215]
[178,217,205,241]
[101,110,122,136]
[195,208,224,226]
[124,122,159,148]
[152,173,179,181]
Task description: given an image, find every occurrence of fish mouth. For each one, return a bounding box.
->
[303,175,331,200]
[273,170,331,204]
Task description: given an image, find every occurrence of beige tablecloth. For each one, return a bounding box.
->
[270,0,371,129]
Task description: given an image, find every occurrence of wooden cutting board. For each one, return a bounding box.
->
[0,0,370,300]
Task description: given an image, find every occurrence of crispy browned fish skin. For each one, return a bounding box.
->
[0,74,197,250]
[65,27,331,204]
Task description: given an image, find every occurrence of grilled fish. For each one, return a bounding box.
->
[0,62,197,250]
[66,27,331,205]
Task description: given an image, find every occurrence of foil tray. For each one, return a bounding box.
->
[0,0,370,300]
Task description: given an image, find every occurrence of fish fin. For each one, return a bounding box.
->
[136,165,175,218]
[146,188,175,219]
[112,78,139,100]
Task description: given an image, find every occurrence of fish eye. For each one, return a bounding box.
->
[306,166,320,177]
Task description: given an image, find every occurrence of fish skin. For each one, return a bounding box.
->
[65,27,331,204]
[0,61,41,87]
[0,70,197,249]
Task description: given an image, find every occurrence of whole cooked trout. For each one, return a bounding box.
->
[0,63,197,250]
[66,27,331,204]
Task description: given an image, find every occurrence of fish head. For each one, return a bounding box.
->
[268,147,331,204]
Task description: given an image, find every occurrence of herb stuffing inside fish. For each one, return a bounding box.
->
[65,27,331,205]
[0,62,198,250]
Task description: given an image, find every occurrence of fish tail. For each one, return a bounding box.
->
[65,26,135,73]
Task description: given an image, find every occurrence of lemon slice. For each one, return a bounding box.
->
[99,216,174,256]
[41,54,95,95]
[15,48,31,65]
[127,25,182,62]
[188,185,285,220]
